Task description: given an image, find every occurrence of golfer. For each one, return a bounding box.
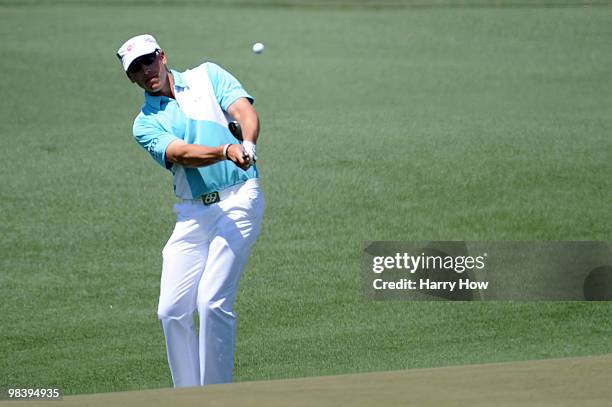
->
[116,34,264,387]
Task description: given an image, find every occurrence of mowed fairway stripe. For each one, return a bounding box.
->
[7,354,611,407]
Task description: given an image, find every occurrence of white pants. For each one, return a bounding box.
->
[157,179,264,387]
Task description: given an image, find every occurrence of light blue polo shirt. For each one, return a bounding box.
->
[132,62,258,199]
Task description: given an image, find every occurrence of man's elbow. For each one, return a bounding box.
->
[166,143,192,167]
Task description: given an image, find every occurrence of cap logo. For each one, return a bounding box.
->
[127,44,133,52]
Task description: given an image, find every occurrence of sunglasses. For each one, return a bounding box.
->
[127,49,160,74]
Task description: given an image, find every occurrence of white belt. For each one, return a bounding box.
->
[180,178,259,205]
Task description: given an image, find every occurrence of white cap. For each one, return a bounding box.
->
[116,34,161,71]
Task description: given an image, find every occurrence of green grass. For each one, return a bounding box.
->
[1,1,611,395]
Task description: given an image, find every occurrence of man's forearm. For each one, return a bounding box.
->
[240,113,260,144]
[166,140,225,167]
[228,98,260,144]
[166,140,252,170]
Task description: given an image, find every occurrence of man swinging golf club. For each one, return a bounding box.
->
[116,34,263,387]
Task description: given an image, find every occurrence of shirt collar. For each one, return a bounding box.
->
[144,69,187,110]
[172,69,187,89]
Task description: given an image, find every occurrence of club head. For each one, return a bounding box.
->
[228,121,243,141]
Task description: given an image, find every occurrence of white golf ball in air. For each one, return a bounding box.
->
[252,42,265,54]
